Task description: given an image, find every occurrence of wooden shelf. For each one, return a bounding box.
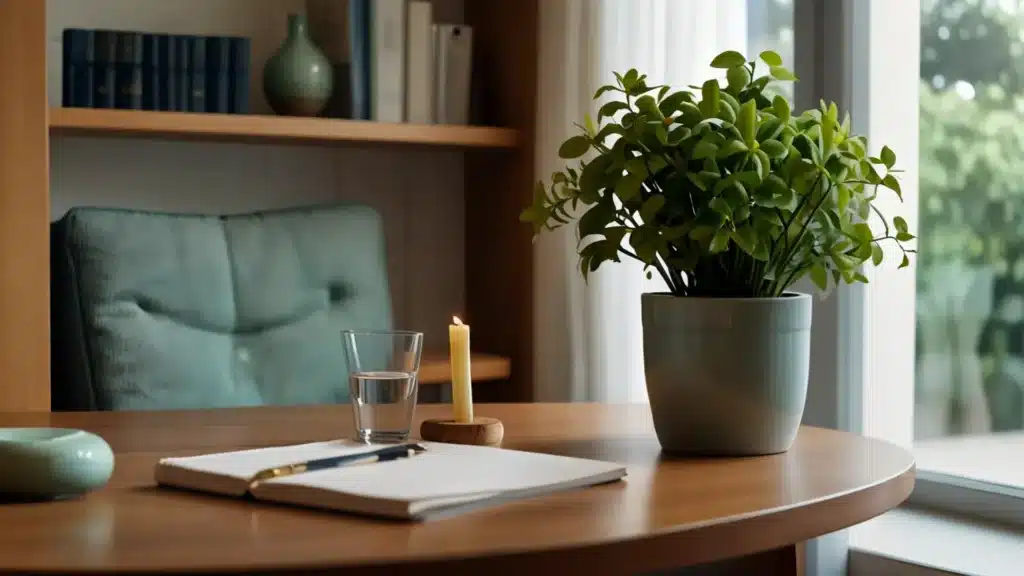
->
[418,352,510,385]
[48,107,520,149]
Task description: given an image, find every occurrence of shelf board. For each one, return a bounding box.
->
[418,352,510,385]
[48,108,520,149]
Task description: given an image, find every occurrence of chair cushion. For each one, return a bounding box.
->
[51,205,392,411]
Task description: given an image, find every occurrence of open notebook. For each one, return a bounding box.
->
[155,441,627,521]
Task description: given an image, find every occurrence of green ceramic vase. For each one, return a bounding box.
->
[263,14,334,117]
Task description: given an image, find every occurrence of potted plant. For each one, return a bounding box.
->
[521,50,915,455]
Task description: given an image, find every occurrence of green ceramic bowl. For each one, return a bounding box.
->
[0,428,114,500]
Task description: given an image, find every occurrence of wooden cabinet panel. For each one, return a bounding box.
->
[0,0,50,411]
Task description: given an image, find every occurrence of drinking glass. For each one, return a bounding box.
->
[342,330,423,443]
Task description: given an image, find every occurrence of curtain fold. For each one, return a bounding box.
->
[533,0,750,403]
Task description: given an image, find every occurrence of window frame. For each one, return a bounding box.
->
[802,0,1024,532]
[793,1,866,570]
[911,471,1024,528]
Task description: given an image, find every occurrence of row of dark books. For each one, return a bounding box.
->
[62,29,251,114]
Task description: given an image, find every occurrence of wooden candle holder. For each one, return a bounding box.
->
[420,417,504,447]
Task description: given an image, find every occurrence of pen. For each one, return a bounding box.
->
[248,443,426,488]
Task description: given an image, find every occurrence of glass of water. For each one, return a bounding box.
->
[342,330,423,443]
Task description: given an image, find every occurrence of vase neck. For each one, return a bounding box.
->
[287,14,308,39]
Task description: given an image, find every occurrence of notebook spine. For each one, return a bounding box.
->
[188,36,207,113]
[348,0,371,120]
[141,34,161,111]
[228,37,251,114]
[115,31,143,110]
[174,35,191,112]
[62,29,94,108]
[92,30,118,109]
[405,1,434,124]
[434,24,473,125]
[157,34,177,111]
[370,0,406,122]
[206,36,231,114]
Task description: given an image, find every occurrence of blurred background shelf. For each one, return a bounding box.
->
[49,107,521,148]
[419,352,510,385]
[0,1,537,411]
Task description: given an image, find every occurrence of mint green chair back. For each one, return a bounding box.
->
[50,205,392,411]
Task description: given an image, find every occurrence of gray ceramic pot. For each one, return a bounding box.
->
[641,292,812,456]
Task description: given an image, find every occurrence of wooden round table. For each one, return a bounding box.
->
[0,404,914,575]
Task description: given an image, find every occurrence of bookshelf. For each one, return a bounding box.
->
[419,352,510,385]
[0,0,537,412]
[50,108,521,148]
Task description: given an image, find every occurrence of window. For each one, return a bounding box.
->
[915,0,1024,495]
[748,0,795,75]
[835,0,1024,526]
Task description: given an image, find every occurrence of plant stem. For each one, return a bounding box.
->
[777,264,809,295]
[612,210,679,289]
[660,250,686,293]
[773,172,821,269]
[617,247,676,293]
[868,201,890,237]
[749,258,766,296]
[789,181,833,256]
[772,176,831,293]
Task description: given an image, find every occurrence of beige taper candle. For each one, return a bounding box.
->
[449,316,473,423]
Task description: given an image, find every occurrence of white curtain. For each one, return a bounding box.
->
[533,0,749,403]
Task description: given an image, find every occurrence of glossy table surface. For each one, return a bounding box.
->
[0,404,915,575]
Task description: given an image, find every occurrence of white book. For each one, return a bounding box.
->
[372,0,407,122]
[155,440,626,521]
[434,24,473,125]
[405,1,435,124]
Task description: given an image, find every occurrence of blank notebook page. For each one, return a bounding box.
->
[261,441,625,502]
[160,441,390,480]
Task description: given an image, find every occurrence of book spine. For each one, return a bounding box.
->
[142,34,161,110]
[348,0,371,120]
[157,35,177,111]
[228,37,251,114]
[62,29,94,108]
[206,36,231,114]
[371,0,406,122]
[188,36,207,113]
[174,35,191,111]
[115,31,143,110]
[434,24,472,125]
[405,2,434,124]
[92,30,118,109]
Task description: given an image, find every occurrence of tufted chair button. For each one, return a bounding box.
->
[327,283,350,303]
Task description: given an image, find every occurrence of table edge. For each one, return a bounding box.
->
[275,462,918,576]
[11,464,913,575]
[0,408,917,575]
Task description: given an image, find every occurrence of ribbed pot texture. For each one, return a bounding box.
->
[641,292,812,456]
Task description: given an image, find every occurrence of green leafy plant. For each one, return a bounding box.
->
[521,50,916,297]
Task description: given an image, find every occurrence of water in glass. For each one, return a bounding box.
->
[349,370,417,443]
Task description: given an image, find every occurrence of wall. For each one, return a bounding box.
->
[47,0,466,348]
